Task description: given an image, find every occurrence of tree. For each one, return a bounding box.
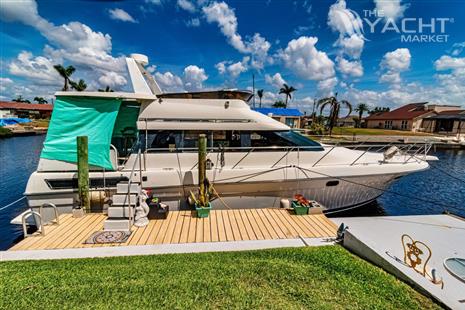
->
[278,83,297,107]
[12,95,30,103]
[33,97,48,104]
[98,86,114,92]
[272,100,286,108]
[53,65,76,91]
[317,93,352,136]
[70,79,87,91]
[355,103,369,128]
[257,89,264,108]
[369,107,390,115]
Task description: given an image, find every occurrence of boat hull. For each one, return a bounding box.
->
[24,172,402,221]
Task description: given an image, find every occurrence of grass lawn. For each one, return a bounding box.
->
[330,127,434,136]
[0,246,439,309]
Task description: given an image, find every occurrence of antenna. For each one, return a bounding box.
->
[252,73,255,108]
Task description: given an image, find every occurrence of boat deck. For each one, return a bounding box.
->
[9,209,337,251]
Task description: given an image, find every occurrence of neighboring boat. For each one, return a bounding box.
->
[17,54,438,223]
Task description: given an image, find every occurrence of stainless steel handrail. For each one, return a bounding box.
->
[22,210,44,238]
[123,148,142,228]
[39,203,60,225]
[143,142,432,168]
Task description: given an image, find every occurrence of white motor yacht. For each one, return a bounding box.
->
[18,54,437,223]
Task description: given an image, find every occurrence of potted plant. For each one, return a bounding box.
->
[191,133,212,218]
[291,194,311,215]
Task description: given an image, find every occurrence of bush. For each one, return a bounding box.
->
[0,127,12,137]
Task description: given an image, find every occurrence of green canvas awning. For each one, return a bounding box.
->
[41,96,122,170]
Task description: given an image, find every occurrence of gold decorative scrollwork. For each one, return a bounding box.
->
[401,234,443,289]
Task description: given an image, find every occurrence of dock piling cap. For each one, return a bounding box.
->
[130,53,149,66]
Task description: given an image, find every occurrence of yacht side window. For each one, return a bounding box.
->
[146,130,183,152]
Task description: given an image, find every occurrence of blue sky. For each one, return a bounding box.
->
[1,0,464,111]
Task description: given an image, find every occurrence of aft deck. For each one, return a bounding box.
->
[9,209,337,251]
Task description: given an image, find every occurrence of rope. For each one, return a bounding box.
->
[0,196,26,212]
[210,185,232,209]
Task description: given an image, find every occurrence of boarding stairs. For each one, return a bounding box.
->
[103,181,141,231]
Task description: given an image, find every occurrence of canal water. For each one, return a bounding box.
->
[1,135,464,250]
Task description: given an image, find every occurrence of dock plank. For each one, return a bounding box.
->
[8,209,336,251]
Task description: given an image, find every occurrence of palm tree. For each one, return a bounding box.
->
[355,103,369,128]
[278,84,297,107]
[257,89,264,108]
[317,93,352,136]
[272,100,286,108]
[33,97,48,104]
[98,86,114,92]
[54,65,75,91]
[12,95,30,103]
[70,79,87,91]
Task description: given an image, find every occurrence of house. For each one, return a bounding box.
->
[253,108,303,128]
[364,102,461,132]
[421,110,465,134]
[336,115,358,127]
[0,101,53,119]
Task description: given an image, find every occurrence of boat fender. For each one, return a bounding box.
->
[280,198,290,209]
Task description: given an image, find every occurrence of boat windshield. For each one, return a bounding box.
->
[141,130,323,152]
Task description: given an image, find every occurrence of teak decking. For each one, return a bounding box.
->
[9,209,337,251]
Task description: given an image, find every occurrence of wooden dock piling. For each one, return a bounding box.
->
[77,136,90,212]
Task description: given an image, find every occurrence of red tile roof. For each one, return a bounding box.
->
[0,101,53,111]
[364,103,431,121]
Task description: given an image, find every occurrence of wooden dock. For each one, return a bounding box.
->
[9,209,337,251]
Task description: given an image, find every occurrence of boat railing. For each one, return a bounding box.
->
[123,148,142,226]
[144,142,433,168]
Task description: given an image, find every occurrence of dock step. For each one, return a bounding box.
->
[111,194,138,206]
[107,206,132,218]
[103,218,133,231]
[116,182,140,194]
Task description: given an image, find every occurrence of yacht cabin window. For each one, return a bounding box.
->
[142,130,322,152]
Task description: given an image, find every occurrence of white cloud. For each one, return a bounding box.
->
[450,42,465,56]
[434,55,465,71]
[203,1,247,52]
[202,1,271,69]
[98,71,127,88]
[328,0,364,38]
[265,73,286,90]
[186,18,200,27]
[328,0,365,60]
[108,8,138,23]
[246,33,271,69]
[374,0,409,21]
[336,57,363,77]
[379,72,401,84]
[183,65,208,91]
[145,0,162,5]
[215,57,249,81]
[177,0,196,13]
[317,77,338,96]
[154,71,184,92]
[1,0,128,96]
[0,0,42,26]
[379,48,411,84]
[279,36,335,81]
[0,77,14,93]
[146,65,157,73]
[8,51,61,86]
[338,34,364,59]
